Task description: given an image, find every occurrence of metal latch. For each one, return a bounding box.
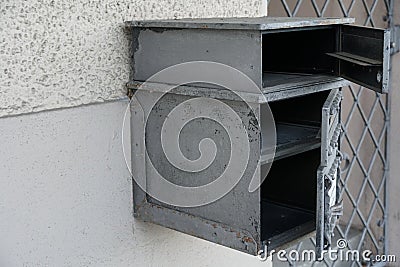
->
[391,25,400,55]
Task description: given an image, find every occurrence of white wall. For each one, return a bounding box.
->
[0,0,266,117]
[0,1,272,265]
[0,100,271,266]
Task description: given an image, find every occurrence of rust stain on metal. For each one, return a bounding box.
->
[242,236,254,243]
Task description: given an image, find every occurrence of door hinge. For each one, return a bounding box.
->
[390,25,400,55]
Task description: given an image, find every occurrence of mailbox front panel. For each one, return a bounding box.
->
[131,90,263,255]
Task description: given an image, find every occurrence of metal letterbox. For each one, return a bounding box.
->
[126,17,390,256]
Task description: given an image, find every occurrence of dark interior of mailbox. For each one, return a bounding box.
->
[261,90,330,250]
[262,27,339,89]
[262,25,385,91]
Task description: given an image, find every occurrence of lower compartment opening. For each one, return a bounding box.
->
[261,148,320,251]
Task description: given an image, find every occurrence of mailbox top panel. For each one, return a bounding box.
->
[125,17,355,31]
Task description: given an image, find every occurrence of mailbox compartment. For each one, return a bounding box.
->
[127,16,390,94]
[262,27,338,90]
[261,149,319,251]
[259,89,342,252]
[261,90,329,162]
[130,86,343,255]
[262,25,390,93]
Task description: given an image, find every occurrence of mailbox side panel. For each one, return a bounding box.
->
[131,91,262,255]
[132,28,263,90]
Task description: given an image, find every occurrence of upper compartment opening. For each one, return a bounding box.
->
[262,27,339,90]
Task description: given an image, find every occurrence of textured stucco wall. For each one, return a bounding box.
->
[0,100,272,267]
[0,0,266,117]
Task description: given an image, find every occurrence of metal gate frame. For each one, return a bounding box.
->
[266,0,394,266]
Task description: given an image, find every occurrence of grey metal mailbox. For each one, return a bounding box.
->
[126,17,390,256]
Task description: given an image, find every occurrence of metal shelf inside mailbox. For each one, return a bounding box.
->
[262,72,342,91]
[261,122,321,164]
[260,90,329,163]
[261,200,316,251]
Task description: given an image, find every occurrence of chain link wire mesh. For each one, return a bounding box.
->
[266,0,391,266]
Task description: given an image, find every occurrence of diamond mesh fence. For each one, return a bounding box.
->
[266,0,392,266]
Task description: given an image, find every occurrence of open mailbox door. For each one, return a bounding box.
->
[316,89,344,256]
[327,25,391,93]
